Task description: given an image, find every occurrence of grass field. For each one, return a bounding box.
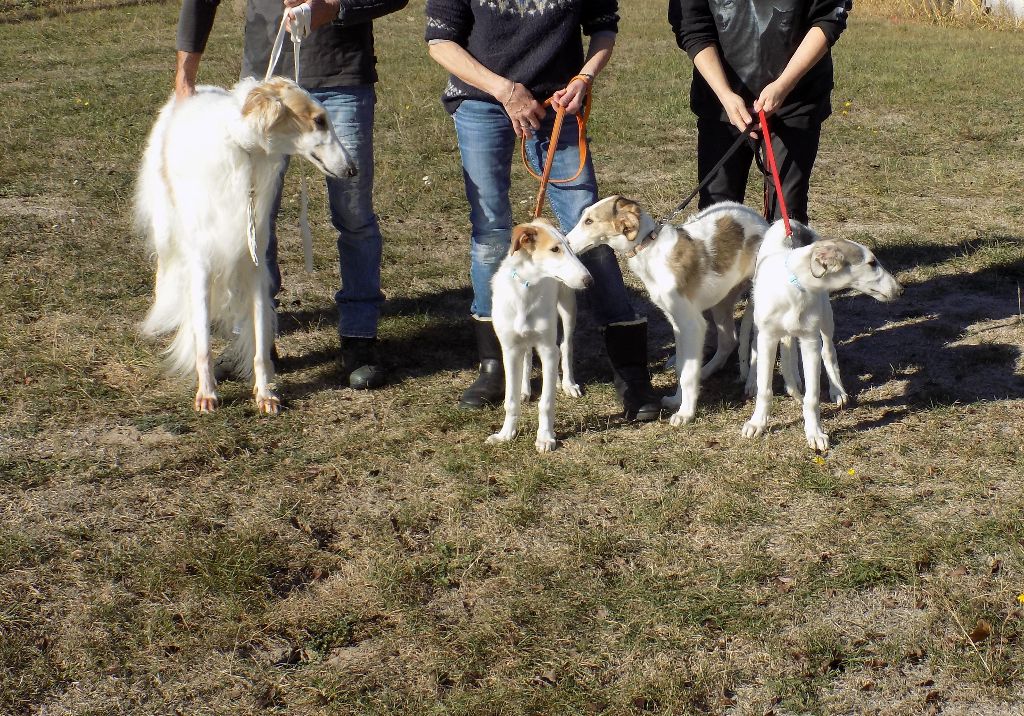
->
[2,1,1024,714]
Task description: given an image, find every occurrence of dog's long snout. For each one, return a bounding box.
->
[582,273,594,288]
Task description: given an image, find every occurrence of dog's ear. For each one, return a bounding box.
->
[613,197,641,241]
[810,242,848,278]
[510,224,538,255]
[242,82,290,137]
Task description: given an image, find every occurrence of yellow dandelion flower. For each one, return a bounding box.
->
[813,456,826,465]
[848,469,856,476]
[1018,593,1024,605]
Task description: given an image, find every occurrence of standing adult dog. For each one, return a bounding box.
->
[566,197,768,426]
[741,221,903,450]
[136,77,355,414]
[486,219,592,453]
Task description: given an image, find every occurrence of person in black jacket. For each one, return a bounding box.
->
[175,0,408,389]
[669,0,851,224]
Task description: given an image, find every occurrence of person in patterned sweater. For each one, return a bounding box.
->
[425,0,662,422]
[669,0,852,224]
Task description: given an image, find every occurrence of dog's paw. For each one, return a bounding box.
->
[741,420,765,438]
[560,382,582,398]
[669,410,694,427]
[194,391,220,413]
[256,394,281,416]
[486,430,515,445]
[534,434,557,453]
[831,390,851,409]
[805,429,830,452]
[784,385,803,401]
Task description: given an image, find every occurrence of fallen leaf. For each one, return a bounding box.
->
[968,619,991,644]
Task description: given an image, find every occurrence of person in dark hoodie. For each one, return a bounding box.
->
[424,0,663,422]
[175,0,408,389]
[669,0,852,224]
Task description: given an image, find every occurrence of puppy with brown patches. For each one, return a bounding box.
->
[136,77,355,414]
[486,219,592,453]
[566,197,768,426]
[741,221,903,450]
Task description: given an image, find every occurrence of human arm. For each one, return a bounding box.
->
[755,1,851,114]
[427,40,546,137]
[282,0,408,32]
[550,31,615,115]
[174,0,220,100]
[692,45,753,134]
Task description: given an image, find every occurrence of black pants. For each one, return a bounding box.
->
[696,114,822,225]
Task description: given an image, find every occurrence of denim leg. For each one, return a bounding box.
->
[453,101,517,319]
[265,161,287,303]
[313,85,384,339]
[527,114,636,325]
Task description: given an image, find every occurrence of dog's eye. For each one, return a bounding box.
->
[314,115,328,130]
[867,258,878,268]
[551,246,561,253]
[584,218,593,225]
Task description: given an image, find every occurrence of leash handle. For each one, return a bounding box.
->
[757,109,793,237]
[520,75,593,219]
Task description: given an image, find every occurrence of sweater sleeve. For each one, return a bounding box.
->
[581,0,618,36]
[337,0,409,27]
[176,0,220,53]
[809,0,851,46]
[668,0,717,59]
[424,0,472,45]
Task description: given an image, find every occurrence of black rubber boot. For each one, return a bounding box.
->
[459,318,505,409]
[604,320,662,422]
[339,337,385,390]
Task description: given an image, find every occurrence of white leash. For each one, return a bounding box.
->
[251,3,315,272]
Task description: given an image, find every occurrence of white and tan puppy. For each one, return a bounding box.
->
[486,219,592,453]
[136,77,355,414]
[741,221,904,450]
[566,197,768,426]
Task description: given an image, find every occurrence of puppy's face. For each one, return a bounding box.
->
[566,195,643,255]
[808,239,904,301]
[511,220,592,290]
[242,78,356,178]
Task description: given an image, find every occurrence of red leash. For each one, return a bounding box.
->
[758,108,793,237]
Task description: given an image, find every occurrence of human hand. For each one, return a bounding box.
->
[754,78,794,117]
[719,91,755,137]
[283,0,339,31]
[550,76,590,115]
[501,81,546,138]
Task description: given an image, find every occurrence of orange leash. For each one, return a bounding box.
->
[520,75,593,219]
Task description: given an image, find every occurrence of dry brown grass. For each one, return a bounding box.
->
[856,0,1023,27]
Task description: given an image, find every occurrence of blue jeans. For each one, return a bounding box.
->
[267,85,384,338]
[453,100,635,324]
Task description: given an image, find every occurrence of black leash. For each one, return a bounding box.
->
[659,118,761,226]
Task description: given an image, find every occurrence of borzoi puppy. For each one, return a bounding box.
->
[486,219,592,453]
[741,221,903,450]
[135,77,355,414]
[566,197,768,426]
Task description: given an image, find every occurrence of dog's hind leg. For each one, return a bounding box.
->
[487,344,526,445]
[189,262,218,413]
[819,302,849,407]
[701,292,741,379]
[556,287,582,397]
[251,274,281,415]
[779,337,803,399]
[520,350,533,402]
[741,330,779,438]
[534,341,560,452]
[738,297,754,385]
[799,334,829,451]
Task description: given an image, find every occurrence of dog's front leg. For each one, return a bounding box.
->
[667,304,705,427]
[534,341,560,453]
[741,330,779,438]
[799,334,829,451]
[486,343,525,445]
[190,264,218,413]
[252,276,280,415]
[556,287,581,397]
[819,302,849,407]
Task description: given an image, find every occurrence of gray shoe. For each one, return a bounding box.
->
[339,337,385,390]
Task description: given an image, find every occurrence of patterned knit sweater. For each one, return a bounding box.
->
[424,0,619,114]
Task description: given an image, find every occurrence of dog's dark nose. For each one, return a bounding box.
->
[346,166,358,177]
[582,274,594,288]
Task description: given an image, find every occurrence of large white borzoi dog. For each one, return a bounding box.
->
[566,197,768,427]
[486,219,592,453]
[741,221,904,450]
[135,77,355,414]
